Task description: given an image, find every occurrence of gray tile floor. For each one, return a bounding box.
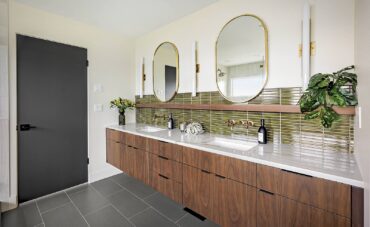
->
[1,173,219,227]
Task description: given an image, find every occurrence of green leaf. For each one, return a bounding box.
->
[317,89,327,105]
[344,94,358,106]
[304,111,320,120]
[334,65,355,75]
[299,90,320,112]
[317,77,330,88]
[320,107,339,128]
[308,73,327,89]
[328,90,347,106]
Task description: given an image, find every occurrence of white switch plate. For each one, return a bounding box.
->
[93,84,103,93]
[94,104,103,112]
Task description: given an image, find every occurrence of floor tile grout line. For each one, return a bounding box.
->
[83,182,136,226]
[141,191,159,200]
[91,178,160,225]
[65,191,91,227]
[117,184,179,224]
[139,195,181,224]
[38,201,71,215]
[35,202,45,226]
[107,176,172,220]
[109,202,138,227]
[127,206,152,220]
[83,204,111,217]
[108,174,184,224]
[89,182,139,215]
[174,213,188,224]
[88,182,120,202]
[21,191,68,207]
[90,178,126,198]
[63,184,89,196]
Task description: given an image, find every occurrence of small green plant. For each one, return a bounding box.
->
[110,98,135,114]
[299,65,357,128]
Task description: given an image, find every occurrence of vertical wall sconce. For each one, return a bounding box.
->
[192,41,199,97]
[302,1,311,90]
[140,57,145,98]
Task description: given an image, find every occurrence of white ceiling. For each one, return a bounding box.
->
[15,0,219,38]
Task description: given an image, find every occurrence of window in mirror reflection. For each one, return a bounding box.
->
[153,42,179,102]
[216,15,268,103]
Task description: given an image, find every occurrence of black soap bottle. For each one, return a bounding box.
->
[168,113,174,129]
[258,119,267,144]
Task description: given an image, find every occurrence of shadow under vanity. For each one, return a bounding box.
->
[106,125,363,227]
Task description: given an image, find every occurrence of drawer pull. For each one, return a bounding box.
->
[282,169,313,178]
[159,174,169,179]
[259,189,274,195]
[215,174,226,179]
[201,169,211,174]
[127,145,132,148]
[159,141,169,144]
[158,155,169,160]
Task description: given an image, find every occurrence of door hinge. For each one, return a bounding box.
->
[87,158,90,164]
[86,60,89,67]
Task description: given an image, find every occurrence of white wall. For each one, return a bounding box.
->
[135,0,354,95]
[0,0,9,202]
[3,1,135,209]
[355,0,370,226]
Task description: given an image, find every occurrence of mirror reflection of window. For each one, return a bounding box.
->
[153,42,179,102]
[216,15,268,103]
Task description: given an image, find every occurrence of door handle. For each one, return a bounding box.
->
[215,174,226,179]
[18,124,37,131]
[201,169,211,174]
[158,174,169,180]
[158,155,169,160]
[259,189,275,195]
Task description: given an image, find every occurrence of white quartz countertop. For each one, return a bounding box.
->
[107,123,364,188]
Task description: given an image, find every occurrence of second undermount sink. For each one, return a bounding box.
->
[204,137,257,151]
[138,126,166,133]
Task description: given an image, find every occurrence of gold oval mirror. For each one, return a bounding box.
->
[153,42,179,102]
[216,15,268,103]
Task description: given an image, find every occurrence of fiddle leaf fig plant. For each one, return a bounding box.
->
[299,65,357,128]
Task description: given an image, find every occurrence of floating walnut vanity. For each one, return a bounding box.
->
[106,124,364,227]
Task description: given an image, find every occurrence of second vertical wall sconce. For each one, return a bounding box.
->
[140,57,145,98]
[192,41,199,97]
[301,1,311,90]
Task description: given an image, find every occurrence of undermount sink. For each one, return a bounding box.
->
[204,137,257,151]
[138,126,166,133]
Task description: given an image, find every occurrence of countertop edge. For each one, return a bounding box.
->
[106,125,364,188]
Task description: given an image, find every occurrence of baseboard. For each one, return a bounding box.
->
[88,165,122,183]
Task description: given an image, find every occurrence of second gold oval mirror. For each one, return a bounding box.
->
[153,42,179,102]
[216,15,268,103]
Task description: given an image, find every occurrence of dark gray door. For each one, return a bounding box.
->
[17,35,88,203]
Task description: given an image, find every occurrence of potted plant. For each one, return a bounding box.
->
[299,65,357,128]
[110,98,135,125]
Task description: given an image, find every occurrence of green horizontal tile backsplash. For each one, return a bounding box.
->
[135,87,354,153]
